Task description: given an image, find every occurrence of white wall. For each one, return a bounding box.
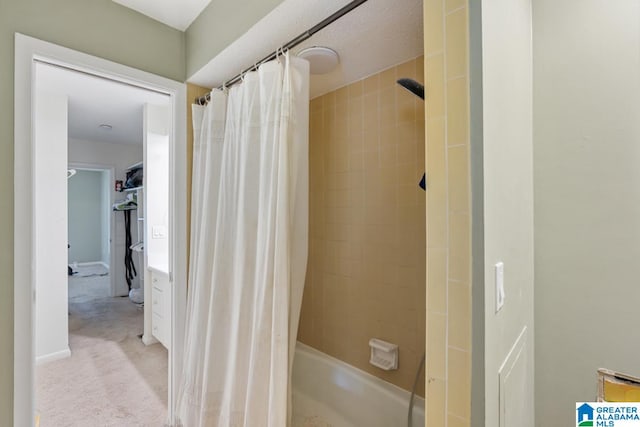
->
[34,90,70,362]
[145,104,170,272]
[481,0,535,425]
[142,104,170,344]
[101,170,111,266]
[68,170,104,263]
[534,0,640,424]
[68,138,142,295]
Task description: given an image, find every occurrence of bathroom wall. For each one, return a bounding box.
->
[423,0,473,425]
[477,0,535,426]
[534,0,640,424]
[185,0,283,77]
[0,3,184,421]
[298,56,426,396]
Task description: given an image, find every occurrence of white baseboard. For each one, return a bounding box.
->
[36,348,71,365]
[76,261,109,270]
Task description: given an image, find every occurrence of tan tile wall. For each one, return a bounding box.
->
[424,0,472,426]
[298,57,427,396]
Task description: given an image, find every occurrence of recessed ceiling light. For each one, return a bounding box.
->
[99,124,113,130]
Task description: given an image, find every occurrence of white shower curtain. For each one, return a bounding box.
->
[178,53,310,427]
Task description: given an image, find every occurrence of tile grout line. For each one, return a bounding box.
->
[448,412,469,423]
[447,142,469,148]
[426,50,445,59]
[448,344,470,353]
[445,4,467,16]
[447,74,467,82]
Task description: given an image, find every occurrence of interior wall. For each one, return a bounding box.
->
[68,170,104,264]
[1,2,184,420]
[481,0,534,426]
[423,0,473,425]
[68,138,143,296]
[100,170,111,266]
[34,90,69,362]
[297,56,426,396]
[534,0,640,424]
[185,0,284,77]
[145,104,170,272]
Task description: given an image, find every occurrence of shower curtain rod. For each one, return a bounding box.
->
[195,0,369,105]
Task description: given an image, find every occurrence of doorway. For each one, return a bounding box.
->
[67,165,115,295]
[14,33,187,426]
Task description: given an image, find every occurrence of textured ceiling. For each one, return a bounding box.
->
[112,0,211,31]
[35,62,170,146]
[187,0,423,99]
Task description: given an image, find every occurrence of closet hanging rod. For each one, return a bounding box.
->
[195,0,369,105]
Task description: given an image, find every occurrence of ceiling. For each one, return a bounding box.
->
[112,0,211,31]
[35,62,170,145]
[187,0,424,99]
[36,0,422,140]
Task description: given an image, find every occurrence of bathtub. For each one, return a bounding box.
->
[292,342,425,427]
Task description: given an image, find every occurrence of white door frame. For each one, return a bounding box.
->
[67,162,117,296]
[14,33,188,427]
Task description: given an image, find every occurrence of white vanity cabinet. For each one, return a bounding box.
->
[150,268,171,349]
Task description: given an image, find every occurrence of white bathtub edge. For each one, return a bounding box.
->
[293,341,425,427]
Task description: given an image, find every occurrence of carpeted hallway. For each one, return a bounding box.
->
[36,268,168,426]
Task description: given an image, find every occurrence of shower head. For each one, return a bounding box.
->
[397,78,427,193]
[396,78,424,100]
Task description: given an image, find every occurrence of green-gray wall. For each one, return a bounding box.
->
[0,0,184,422]
[481,0,534,425]
[185,0,284,77]
[68,170,105,264]
[534,0,640,424]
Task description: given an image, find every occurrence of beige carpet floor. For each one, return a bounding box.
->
[36,270,168,426]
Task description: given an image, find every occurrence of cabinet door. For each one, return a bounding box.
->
[151,271,171,349]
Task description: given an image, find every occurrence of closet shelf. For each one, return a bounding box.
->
[127,161,143,170]
[124,186,143,192]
